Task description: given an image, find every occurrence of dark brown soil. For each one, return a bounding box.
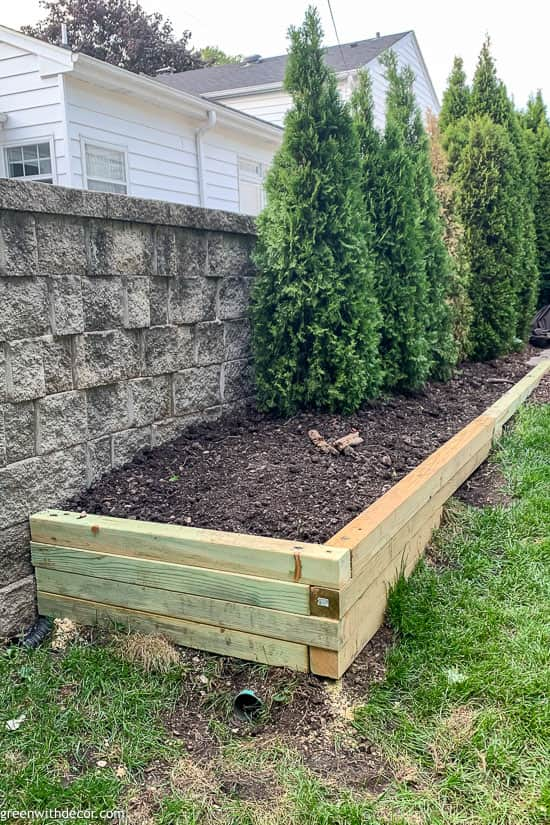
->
[532,368,550,403]
[68,349,538,544]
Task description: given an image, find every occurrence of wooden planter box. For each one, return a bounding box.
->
[30,362,549,678]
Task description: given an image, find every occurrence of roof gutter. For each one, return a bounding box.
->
[195,110,217,207]
[204,69,356,101]
[70,52,282,142]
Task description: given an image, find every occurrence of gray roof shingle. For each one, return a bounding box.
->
[157,32,410,96]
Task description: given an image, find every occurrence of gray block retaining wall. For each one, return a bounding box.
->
[0,179,256,638]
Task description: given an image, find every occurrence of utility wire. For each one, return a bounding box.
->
[326,0,347,68]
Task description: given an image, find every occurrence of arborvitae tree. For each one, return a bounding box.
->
[455,116,521,360]
[250,7,381,415]
[350,70,383,258]
[468,37,511,124]
[523,93,550,305]
[536,122,550,305]
[353,54,429,391]
[439,57,470,132]
[382,52,457,381]
[426,111,473,360]
[468,38,539,339]
[523,90,547,132]
[374,118,429,390]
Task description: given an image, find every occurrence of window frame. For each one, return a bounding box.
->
[238,155,266,215]
[80,136,130,195]
[1,136,57,184]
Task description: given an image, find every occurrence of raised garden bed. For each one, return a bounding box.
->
[63,350,539,542]
[30,357,549,678]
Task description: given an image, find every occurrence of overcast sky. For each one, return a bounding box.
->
[4,0,549,108]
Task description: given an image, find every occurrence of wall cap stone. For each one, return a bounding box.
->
[0,179,257,236]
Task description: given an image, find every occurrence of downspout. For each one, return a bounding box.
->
[195,110,217,207]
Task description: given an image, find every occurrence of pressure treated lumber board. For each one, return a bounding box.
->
[339,439,491,615]
[326,415,494,577]
[38,592,309,671]
[31,543,311,615]
[313,361,549,678]
[484,360,550,438]
[35,568,340,649]
[310,514,435,678]
[31,511,351,588]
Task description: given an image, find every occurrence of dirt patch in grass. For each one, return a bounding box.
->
[218,769,281,803]
[161,631,393,792]
[455,458,512,508]
[68,350,537,544]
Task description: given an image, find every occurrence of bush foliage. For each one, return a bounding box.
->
[251,7,381,414]
[426,112,473,360]
[523,92,550,306]
[440,38,542,359]
[455,116,520,360]
[251,11,546,415]
[352,57,456,390]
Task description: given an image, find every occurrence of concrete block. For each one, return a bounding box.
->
[82,276,124,330]
[218,277,252,320]
[86,435,112,485]
[36,216,87,276]
[129,375,171,426]
[169,277,217,324]
[208,232,255,278]
[0,576,36,639]
[0,445,87,529]
[173,365,221,415]
[42,336,74,394]
[86,382,130,438]
[2,401,35,462]
[174,228,208,277]
[124,276,150,328]
[196,320,224,365]
[222,358,254,402]
[0,522,32,588]
[0,277,49,342]
[37,390,87,453]
[144,325,194,376]
[224,319,252,361]
[6,339,46,402]
[154,226,177,277]
[112,426,152,468]
[0,212,37,278]
[150,278,169,325]
[74,329,141,388]
[49,274,84,335]
[87,220,154,276]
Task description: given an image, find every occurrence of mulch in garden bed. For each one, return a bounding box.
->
[68,347,539,544]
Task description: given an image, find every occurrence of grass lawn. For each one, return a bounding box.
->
[1,403,548,824]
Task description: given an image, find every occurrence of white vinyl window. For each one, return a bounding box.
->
[4,141,54,183]
[238,157,266,215]
[83,140,128,194]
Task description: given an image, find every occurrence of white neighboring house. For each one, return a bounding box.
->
[0,25,281,214]
[158,31,440,130]
[0,26,439,215]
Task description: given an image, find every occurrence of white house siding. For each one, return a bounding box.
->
[203,127,275,212]
[64,76,277,211]
[64,76,201,204]
[214,33,439,132]
[220,89,292,128]
[0,43,69,184]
